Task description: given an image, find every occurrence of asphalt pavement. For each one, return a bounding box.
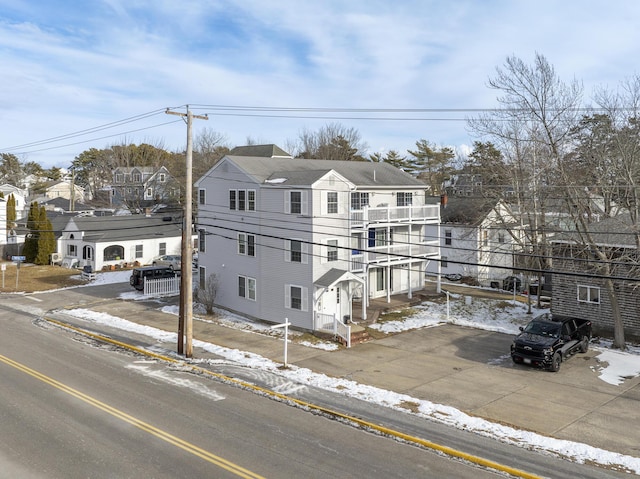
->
[55,287,640,463]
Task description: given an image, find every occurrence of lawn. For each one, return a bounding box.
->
[0,262,85,293]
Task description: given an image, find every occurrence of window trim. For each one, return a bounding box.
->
[444,229,452,246]
[199,189,206,205]
[327,191,338,214]
[327,238,338,262]
[396,191,413,207]
[577,285,600,304]
[286,284,308,311]
[238,275,257,301]
[238,233,256,257]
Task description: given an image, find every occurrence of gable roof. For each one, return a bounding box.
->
[552,212,637,248]
[229,144,292,158]
[222,156,425,188]
[65,215,183,243]
[440,196,500,226]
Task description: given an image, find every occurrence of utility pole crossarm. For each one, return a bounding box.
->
[165,108,209,121]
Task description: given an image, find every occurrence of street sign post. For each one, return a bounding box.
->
[11,256,25,289]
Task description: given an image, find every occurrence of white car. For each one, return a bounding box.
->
[152,255,182,271]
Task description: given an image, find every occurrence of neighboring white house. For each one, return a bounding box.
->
[430,195,520,286]
[0,184,27,216]
[56,214,187,271]
[195,153,441,333]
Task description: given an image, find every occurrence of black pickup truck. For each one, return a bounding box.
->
[510,314,592,372]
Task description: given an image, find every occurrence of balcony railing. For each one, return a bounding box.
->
[350,241,439,271]
[350,204,439,228]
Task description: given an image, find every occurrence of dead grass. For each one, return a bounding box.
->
[0,261,84,293]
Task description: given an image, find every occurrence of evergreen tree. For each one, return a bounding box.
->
[7,194,16,227]
[407,139,455,193]
[36,207,55,265]
[23,202,39,262]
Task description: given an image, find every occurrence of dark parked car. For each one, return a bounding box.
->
[129,265,176,291]
[510,313,592,372]
[503,276,522,292]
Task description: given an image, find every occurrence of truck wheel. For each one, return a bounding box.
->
[580,337,589,353]
[550,353,562,372]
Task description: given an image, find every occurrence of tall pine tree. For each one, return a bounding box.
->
[7,194,16,227]
[36,206,55,265]
[23,202,39,263]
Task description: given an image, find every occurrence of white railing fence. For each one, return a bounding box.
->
[315,312,351,348]
[143,276,180,297]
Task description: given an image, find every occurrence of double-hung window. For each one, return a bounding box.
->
[230,189,256,211]
[286,284,308,311]
[350,192,369,210]
[327,239,338,262]
[238,233,256,257]
[290,191,302,214]
[290,240,302,262]
[327,192,338,214]
[238,275,256,300]
[198,231,206,253]
[396,192,413,207]
[444,229,452,246]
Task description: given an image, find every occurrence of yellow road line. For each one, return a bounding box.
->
[44,316,544,479]
[0,353,266,479]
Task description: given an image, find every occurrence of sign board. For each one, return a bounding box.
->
[11,256,26,261]
[1,263,5,271]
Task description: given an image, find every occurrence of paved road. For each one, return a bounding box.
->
[0,294,520,478]
[4,280,638,477]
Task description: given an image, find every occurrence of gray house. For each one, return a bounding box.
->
[195,153,440,334]
[550,213,640,341]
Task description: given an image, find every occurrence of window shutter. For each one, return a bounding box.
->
[284,191,290,214]
[285,284,291,308]
[302,287,308,312]
[301,191,308,215]
[302,242,308,264]
[284,240,290,262]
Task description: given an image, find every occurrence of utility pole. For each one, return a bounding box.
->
[165,106,208,357]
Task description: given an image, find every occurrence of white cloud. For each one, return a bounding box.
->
[2,1,640,166]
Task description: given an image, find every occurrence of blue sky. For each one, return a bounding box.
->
[1,0,640,168]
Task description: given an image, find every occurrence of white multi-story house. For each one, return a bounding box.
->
[431,195,520,286]
[195,153,441,335]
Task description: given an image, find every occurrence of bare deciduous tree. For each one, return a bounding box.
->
[196,273,219,315]
[294,123,368,161]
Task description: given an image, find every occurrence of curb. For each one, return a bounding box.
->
[44,315,543,479]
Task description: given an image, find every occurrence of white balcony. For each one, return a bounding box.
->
[350,241,439,272]
[350,204,439,228]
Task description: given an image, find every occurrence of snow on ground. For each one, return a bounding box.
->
[53,270,640,473]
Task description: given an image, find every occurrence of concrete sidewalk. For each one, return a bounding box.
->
[87,296,640,460]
